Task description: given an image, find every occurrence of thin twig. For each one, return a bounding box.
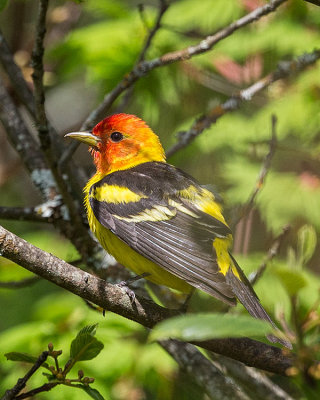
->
[0,224,295,375]
[249,225,291,285]
[166,49,320,158]
[2,351,49,400]
[242,209,254,255]
[234,115,278,227]
[0,276,41,289]
[113,0,169,114]
[0,206,53,223]
[31,0,49,136]
[137,0,168,63]
[14,383,58,400]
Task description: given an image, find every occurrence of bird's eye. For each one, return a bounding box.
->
[110,131,123,142]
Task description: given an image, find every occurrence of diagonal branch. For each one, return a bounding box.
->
[0,205,63,223]
[0,75,56,197]
[0,224,295,375]
[213,354,295,400]
[68,0,288,136]
[160,339,249,400]
[2,351,49,400]
[0,28,85,202]
[249,225,291,285]
[0,76,98,264]
[137,0,169,64]
[166,48,320,158]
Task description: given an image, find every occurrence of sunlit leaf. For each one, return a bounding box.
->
[150,313,272,342]
[78,385,105,400]
[5,352,50,370]
[297,225,317,266]
[274,268,308,296]
[70,324,104,362]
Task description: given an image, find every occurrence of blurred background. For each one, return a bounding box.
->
[0,0,320,398]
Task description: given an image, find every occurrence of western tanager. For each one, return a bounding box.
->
[66,113,290,347]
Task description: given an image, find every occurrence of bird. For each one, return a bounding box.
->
[65,113,290,348]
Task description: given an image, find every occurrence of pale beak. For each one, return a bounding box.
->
[64,131,101,148]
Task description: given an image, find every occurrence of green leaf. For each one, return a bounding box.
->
[287,247,297,269]
[150,313,272,342]
[297,225,317,266]
[78,385,105,400]
[5,352,50,370]
[274,268,308,296]
[0,0,8,12]
[70,324,104,362]
[5,351,39,363]
[77,324,98,337]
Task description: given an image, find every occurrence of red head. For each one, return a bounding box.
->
[65,114,166,174]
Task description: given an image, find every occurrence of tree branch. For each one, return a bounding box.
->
[249,225,291,285]
[160,339,249,400]
[0,76,98,262]
[29,0,98,261]
[0,225,295,375]
[0,26,86,203]
[2,351,49,400]
[0,76,56,198]
[68,0,288,136]
[166,49,320,158]
[214,354,295,400]
[137,0,169,64]
[31,0,49,134]
[14,383,58,400]
[0,205,62,223]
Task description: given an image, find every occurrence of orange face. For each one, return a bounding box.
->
[66,114,166,174]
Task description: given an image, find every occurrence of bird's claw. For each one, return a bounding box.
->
[117,272,150,304]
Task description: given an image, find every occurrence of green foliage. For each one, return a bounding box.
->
[3,325,105,400]
[1,0,320,398]
[297,225,317,267]
[5,351,49,368]
[79,385,105,400]
[0,294,177,400]
[70,324,104,361]
[273,268,308,297]
[150,313,272,342]
[0,0,8,12]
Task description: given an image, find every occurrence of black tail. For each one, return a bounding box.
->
[226,254,292,349]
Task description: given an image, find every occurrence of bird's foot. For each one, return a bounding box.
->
[117,272,150,304]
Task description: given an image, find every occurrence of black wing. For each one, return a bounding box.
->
[89,161,236,304]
